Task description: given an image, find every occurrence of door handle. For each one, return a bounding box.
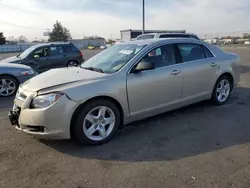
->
[171,70,181,75]
[210,63,217,67]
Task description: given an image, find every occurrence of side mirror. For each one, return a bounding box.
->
[33,54,40,59]
[134,61,155,73]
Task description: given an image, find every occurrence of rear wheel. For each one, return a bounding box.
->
[211,76,232,105]
[0,75,19,97]
[74,99,121,145]
[67,60,79,67]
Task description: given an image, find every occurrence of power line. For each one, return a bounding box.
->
[0,21,46,30]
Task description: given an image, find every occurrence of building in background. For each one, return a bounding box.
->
[120,29,186,42]
[204,38,219,45]
[70,38,105,49]
[221,38,235,44]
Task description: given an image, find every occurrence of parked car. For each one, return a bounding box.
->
[136,33,200,40]
[88,45,95,50]
[0,42,84,73]
[0,63,36,97]
[100,45,107,49]
[9,38,241,145]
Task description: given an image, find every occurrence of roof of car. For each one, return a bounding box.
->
[140,33,196,36]
[31,42,71,48]
[121,38,203,46]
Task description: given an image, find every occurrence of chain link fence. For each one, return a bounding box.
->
[0,44,34,53]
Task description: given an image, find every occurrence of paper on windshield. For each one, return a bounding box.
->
[119,50,133,55]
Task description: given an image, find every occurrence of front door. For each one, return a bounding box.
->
[177,43,218,100]
[127,44,183,118]
[25,47,51,73]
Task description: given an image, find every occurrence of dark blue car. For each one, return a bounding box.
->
[0,42,84,73]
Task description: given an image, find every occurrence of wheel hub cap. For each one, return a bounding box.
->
[216,79,230,103]
[0,78,16,96]
[83,106,116,141]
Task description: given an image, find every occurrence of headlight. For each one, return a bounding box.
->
[31,93,64,109]
[21,70,35,76]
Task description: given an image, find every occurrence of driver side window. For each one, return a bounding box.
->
[139,44,176,68]
[33,47,49,58]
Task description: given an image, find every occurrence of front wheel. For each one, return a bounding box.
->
[0,76,19,97]
[211,76,232,105]
[74,100,121,145]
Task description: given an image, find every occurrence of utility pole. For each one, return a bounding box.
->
[142,0,145,34]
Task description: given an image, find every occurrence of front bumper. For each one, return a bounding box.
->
[10,91,77,139]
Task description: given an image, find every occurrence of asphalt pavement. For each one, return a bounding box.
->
[0,48,250,188]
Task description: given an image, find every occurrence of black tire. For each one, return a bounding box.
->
[74,99,121,145]
[211,75,232,105]
[0,75,19,97]
[67,60,79,67]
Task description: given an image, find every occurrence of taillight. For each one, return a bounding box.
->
[79,51,83,58]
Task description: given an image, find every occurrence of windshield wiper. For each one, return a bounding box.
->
[82,67,104,73]
[16,54,20,58]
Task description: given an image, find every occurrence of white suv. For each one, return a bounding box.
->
[136,33,199,40]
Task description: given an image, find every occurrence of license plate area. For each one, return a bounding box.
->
[9,105,21,126]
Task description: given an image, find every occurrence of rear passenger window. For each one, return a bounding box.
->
[159,34,172,38]
[203,46,214,58]
[177,43,205,62]
[64,45,78,53]
[50,46,64,56]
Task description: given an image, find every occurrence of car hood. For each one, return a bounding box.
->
[0,62,31,69]
[21,67,108,92]
[0,56,23,64]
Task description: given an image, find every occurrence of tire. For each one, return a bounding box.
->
[0,75,19,97]
[211,75,232,105]
[74,99,121,145]
[67,60,79,67]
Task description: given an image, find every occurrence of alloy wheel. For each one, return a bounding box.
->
[0,78,16,97]
[216,79,230,103]
[83,106,116,141]
[68,61,78,67]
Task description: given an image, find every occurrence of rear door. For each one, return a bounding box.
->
[63,44,82,63]
[177,43,217,100]
[48,45,67,68]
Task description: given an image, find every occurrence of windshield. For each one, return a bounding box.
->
[81,44,146,73]
[136,34,155,40]
[19,45,37,59]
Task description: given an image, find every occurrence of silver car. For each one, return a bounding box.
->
[9,38,241,145]
[136,33,199,40]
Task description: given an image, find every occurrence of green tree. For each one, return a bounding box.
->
[48,21,72,42]
[243,33,250,39]
[106,39,115,44]
[0,32,6,45]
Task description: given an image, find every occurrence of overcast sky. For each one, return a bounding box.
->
[0,0,250,40]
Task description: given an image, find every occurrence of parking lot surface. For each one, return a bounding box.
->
[0,48,250,188]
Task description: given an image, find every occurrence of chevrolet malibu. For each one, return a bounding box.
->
[9,38,241,145]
